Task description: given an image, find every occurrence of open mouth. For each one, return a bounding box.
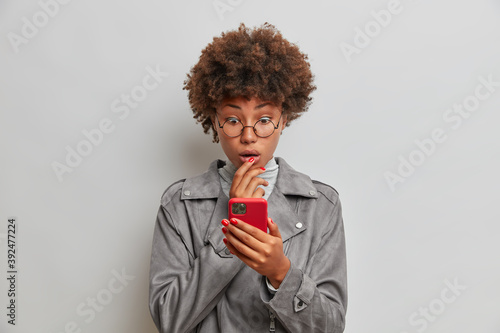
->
[239,150,260,163]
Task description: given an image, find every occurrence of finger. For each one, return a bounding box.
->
[224,237,250,262]
[230,159,258,192]
[224,226,261,258]
[267,218,282,238]
[252,187,266,198]
[232,168,266,197]
[223,237,237,255]
[228,218,269,243]
[224,239,256,267]
[223,238,234,254]
[245,177,268,195]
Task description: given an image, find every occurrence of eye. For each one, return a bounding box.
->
[258,117,272,125]
[225,117,241,126]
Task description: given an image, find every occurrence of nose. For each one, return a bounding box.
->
[240,125,257,143]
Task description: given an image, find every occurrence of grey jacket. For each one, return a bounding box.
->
[149,157,347,332]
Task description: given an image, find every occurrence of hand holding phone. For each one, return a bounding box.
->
[223,198,290,288]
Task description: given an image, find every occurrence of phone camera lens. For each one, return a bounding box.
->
[232,203,246,214]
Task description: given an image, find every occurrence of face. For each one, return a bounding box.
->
[213,96,287,169]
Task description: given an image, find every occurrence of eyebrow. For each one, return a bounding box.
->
[223,102,273,110]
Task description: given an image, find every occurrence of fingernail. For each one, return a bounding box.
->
[260,167,266,171]
[221,219,229,226]
[223,238,227,244]
[230,218,238,225]
[270,218,274,224]
[222,227,227,233]
[249,157,255,163]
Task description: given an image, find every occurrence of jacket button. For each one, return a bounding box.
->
[298,300,304,307]
[295,222,303,229]
[309,190,315,196]
[224,248,231,255]
[184,190,191,196]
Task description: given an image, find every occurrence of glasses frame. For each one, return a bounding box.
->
[215,113,283,138]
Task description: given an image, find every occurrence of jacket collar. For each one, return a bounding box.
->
[181,157,318,200]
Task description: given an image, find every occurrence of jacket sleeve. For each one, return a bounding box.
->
[260,195,348,332]
[149,198,244,333]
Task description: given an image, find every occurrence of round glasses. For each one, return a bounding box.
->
[216,113,282,138]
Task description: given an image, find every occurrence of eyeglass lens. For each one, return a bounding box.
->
[223,119,275,138]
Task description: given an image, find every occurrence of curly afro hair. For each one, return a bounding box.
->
[183,23,316,142]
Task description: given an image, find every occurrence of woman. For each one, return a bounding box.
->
[149,23,347,332]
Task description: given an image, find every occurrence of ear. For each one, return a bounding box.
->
[210,114,217,131]
[280,114,287,131]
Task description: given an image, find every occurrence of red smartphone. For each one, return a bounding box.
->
[228,198,268,232]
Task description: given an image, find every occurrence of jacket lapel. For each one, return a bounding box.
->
[207,191,231,255]
[267,188,306,242]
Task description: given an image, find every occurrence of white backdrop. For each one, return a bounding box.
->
[1,0,499,332]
